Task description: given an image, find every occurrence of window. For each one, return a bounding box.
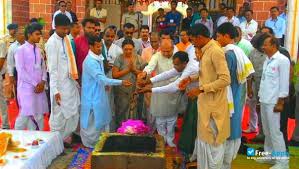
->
[0,0,12,36]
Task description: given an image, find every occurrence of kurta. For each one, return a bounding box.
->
[46,33,80,139]
[75,35,89,75]
[14,42,48,116]
[225,50,242,139]
[143,52,180,117]
[197,40,231,145]
[81,51,122,130]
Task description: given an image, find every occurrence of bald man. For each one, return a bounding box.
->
[140,39,181,147]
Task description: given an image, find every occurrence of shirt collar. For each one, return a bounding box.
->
[89,50,104,61]
[24,41,36,49]
[271,51,280,59]
[201,39,216,53]
[54,32,64,40]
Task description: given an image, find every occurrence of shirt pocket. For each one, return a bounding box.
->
[265,66,278,82]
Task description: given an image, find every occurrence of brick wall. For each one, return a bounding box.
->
[12,0,30,26]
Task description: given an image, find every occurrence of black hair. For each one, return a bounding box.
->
[270,6,279,11]
[250,33,264,52]
[259,33,280,49]
[104,27,116,34]
[123,22,135,29]
[186,7,192,11]
[81,17,96,27]
[58,1,66,5]
[30,18,38,23]
[117,30,124,39]
[55,13,71,26]
[200,8,208,13]
[122,38,135,48]
[25,23,43,40]
[88,35,102,45]
[160,29,173,39]
[227,7,235,12]
[140,25,149,31]
[216,22,238,39]
[199,2,206,7]
[173,51,189,63]
[171,1,178,6]
[95,22,101,27]
[158,8,164,12]
[219,3,226,8]
[49,29,55,37]
[245,9,253,14]
[107,25,117,31]
[189,23,210,38]
[70,22,79,28]
[261,26,274,35]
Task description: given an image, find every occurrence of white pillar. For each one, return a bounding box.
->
[285,0,299,61]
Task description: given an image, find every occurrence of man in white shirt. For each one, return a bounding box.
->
[52,1,73,29]
[90,0,107,33]
[217,7,240,27]
[257,34,289,169]
[239,9,258,41]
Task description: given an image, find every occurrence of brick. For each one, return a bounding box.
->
[263,2,279,11]
[252,2,265,11]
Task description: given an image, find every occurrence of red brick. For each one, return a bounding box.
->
[252,2,265,11]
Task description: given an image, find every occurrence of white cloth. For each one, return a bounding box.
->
[0,130,64,169]
[239,19,258,41]
[6,41,21,76]
[52,10,73,29]
[222,139,241,169]
[192,119,225,169]
[217,16,240,27]
[102,41,123,65]
[155,115,177,147]
[258,51,290,104]
[46,33,80,139]
[14,114,44,131]
[260,103,289,165]
[247,98,258,130]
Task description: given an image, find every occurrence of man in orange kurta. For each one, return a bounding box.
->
[180,23,231,169]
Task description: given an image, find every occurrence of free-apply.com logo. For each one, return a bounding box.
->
[246,147,289,160]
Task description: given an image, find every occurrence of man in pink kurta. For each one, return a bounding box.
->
[14,23,48,130]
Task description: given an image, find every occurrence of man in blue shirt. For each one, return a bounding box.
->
[165,1,182,44]
[80,35,132,148]
[265,6,286,46]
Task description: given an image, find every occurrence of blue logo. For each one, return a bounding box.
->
[247,148,255,156]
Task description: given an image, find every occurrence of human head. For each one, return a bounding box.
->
[59,0,67,13]
[127,3,134,13]
[170,1,178,11]
[226,7,235,19]
[88,35,103,55]
[198,2,206,11]
[70,22,81,38]
[270,6,279,19]
[103,27,116,47]
[94,22,101,37]
[216,22,237,47]
[173,51,189,72]
[66,1,72,11]
[261,34,279,56]
[244,9,253,22]
[81,17,96,36]
[150,32,160,50]
[140,25,150,41]
[160,39,174,58]
[238,6,245,16]
[189,23,211,48]
[25,23,43,43]
[95,0,102,9]
[122,38,135,57]
[55,13,71,38]
[186,7,193,18]
[117,30,124,40]
[219,3,226,11]
[29,18,38,23]
[123,23,135,39]
[234,26,242,43]
[180,30,190,44]
[16,27,25,44]
[158,8,164,16]
[200,8,209,19]
[243,2,250,10]
[250,33,264,52]
[261,26,274,35]
[160,30,172,41]
[7,23,18,37]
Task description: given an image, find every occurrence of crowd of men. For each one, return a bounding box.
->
[0,0,298,169]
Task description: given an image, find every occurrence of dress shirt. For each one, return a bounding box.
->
[265,17,286,38]
[6,41,21,76]
[239,19,258,41]
[217,16,240,27]
[259,51,290,104]
[139,39,151,49]
[52,10,73,29]
[102,41,123,64]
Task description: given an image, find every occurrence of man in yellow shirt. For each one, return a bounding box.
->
[90,0,107,33]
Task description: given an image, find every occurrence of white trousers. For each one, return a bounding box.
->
[80,111,109,148]
[222,139,241,169]
[261,103,289,165]
[247,98,258,131]
[15,113,44,130]
[155,115,177,146]
[194,119,225,169]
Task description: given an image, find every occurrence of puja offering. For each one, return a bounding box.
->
[0,132,27,157]
[0,158,7,166]
[31,140,39,149]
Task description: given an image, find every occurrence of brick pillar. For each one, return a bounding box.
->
[76,0,87,21]
[12,0,30,26]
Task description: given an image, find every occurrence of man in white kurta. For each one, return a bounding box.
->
[46,14,80,142]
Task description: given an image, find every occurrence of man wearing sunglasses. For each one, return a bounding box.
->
[52,0,73,29]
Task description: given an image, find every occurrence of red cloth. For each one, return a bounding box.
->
[75,35,89,76]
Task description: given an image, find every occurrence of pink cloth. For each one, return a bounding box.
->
[15,42,48,116]
[75,35,89,76]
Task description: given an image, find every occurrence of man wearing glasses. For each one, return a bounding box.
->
[52,0,73,29]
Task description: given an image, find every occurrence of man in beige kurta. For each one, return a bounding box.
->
[180,23,231,169]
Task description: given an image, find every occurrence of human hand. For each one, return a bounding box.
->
[122,80,133,87]
[274,99,284,113]
[55,93,61,106]
[34,81,45,93]
[137,86,152,93]
[247,87,253,99]
[179,77,191,91]
[186,88,202,99]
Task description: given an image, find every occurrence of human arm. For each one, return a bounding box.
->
[143,53,158,74]
[111,56,131,79]
[150,68,179,83]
